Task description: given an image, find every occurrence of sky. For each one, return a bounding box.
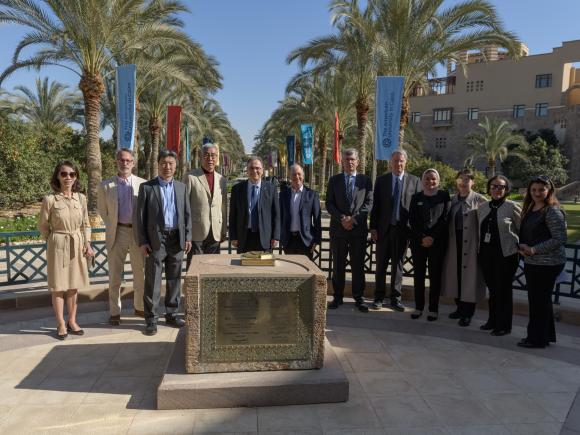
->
[0,0,579,152]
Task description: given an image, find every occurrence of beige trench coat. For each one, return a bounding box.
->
[38,192,91,292]
[441,191,487,303]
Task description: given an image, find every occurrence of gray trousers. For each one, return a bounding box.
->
[143,232,183,323]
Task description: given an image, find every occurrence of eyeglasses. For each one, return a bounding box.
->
[203,153,218,160]
[532,175,551,183]
[117,158,133,163]
[490,184,507,190]
[59,171,77,178]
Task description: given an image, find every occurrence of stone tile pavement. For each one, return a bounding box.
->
[1,299,580,434]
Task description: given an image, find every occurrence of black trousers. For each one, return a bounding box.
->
[283,233,312,260]
[480,251,518,332]
[524,263,564,346]
[143,232,183,323]
[374,224,408,303]
[238,230,267,253]
[455,230,476,318]
[186,230,220,269]
[411,243,445,313]
[331,234,366,302]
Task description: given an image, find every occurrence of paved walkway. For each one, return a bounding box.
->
[1,300,580,434]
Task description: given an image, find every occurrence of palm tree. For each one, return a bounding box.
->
[8,77,82,133]
[0,0,195,216]
[465,117,529,177]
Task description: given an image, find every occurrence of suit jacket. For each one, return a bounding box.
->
[97,175,146,251]
[325,173,373,238]
[229,180,280,251]
[477,199,521,257]
[408,190,451,247]
[135,177,192,251]
[182,168,227,243]
[370,171,422,238]
[279,185,322,248]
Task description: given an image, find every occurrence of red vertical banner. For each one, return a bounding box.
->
[166,105,182,154]
[333,111,341,164]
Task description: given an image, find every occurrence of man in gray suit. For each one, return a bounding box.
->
[326,148,373,312]
[135,150,192,335]
[370,149,422,311]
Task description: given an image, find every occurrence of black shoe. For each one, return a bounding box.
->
[355,300,369,313]
[517,339,545,349]
[328,299,343,309]
[448,310,461,319]
[56,327,68,340]
[491,329,509,336]
[165,316,185,328]
[479,323,493,331]
[458,317,471,327]
[109,315,121,326]
[411,310,423,320]
[66,322,85,336]
[145,323,158,336]
[370,300,382,310]
[390,301,405,312]
[427,312,438,322]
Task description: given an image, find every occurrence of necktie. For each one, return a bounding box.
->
[250,184,259,232]
[346,175,354,207]
[391,177,401,225]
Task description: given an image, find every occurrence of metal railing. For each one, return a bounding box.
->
[1,228,579,302]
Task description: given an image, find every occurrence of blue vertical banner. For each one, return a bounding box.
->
[115,64,137,150]
[375,76,404,160]
[300,124,314,164]
[286,135,295,167]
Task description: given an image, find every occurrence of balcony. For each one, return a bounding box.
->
[412,76,456,97]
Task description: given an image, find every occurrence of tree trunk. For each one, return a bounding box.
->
[355,96,369,173]
[488,157,496,177]
[149,117,161,178]
[143,138,151,180]
[133,99,140,175]
[399,96,410,146]
[318,132,328,193]
[79,71,105,219]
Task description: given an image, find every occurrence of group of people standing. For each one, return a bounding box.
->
[39,145,567,349]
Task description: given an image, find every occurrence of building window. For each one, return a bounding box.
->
[475,80,484,91]
[435,137,447,149]
[466,81,483,92]
[411,112,421,124]
[513,105,525,118]
[467,108,479,120]
[433,108,453,125]
[466,81,474,92]
[535,74,552,88]
[535,103,548,117]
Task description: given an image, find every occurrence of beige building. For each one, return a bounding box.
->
[409,40,580,180]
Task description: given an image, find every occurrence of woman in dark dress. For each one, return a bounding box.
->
[518,175,567,348]
[409,169,450,321]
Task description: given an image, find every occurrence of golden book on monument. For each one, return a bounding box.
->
[240,251,275,266]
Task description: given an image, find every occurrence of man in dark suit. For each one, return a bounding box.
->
[229,156,280,253]
[326,148,373,312]
[370,149,421,311]
[279,164,321,259]
[135,150,192,335]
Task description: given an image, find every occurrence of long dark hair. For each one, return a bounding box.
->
[521,175,559,219]
[50,160,82,193]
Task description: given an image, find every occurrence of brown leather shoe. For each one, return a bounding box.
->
[109,315,121,326]
[134,309,145,318]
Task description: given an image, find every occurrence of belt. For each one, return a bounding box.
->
[291,231,301,236]
[161,229,178,236]
[52,230,82,268]
[117,223,132,228]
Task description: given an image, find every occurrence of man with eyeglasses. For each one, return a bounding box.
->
[97,148,146,325]
[182,143,228,267]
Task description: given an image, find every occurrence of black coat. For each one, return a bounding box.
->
[279,186,322,248]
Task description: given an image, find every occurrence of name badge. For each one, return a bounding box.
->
[484,232,491,243]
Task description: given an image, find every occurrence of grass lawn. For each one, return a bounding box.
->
[562,202,580,244]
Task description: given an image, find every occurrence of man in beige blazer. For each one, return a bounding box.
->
[183,143,228,267]
[97,148,146,325]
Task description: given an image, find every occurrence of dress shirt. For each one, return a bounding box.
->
[116,175,133,224]
[391,172,404,222]
[158,177,178,229]
[290,185,304,232]
[247,179,262,229]
[202,167,215,197]
[344,172,357,194]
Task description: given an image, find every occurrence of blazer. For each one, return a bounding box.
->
[325,173,373,238]
[477,199,521,257]
[520,205,567,266]
[182,168,227,243]
[370,171,422,238]
[134,177,192,251]
[97,175,146,251]
[229,180,280,250]
[279,185,322,248]
[408,190,451,247]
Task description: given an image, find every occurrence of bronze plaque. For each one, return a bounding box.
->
[216,292,297,346]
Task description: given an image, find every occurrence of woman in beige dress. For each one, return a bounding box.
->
[38,161,94,339]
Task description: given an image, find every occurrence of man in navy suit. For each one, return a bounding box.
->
[326,148,373,312]
[279,164,321,259]
[229,156,280,253]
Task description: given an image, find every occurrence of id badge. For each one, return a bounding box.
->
[484,232,491,243]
